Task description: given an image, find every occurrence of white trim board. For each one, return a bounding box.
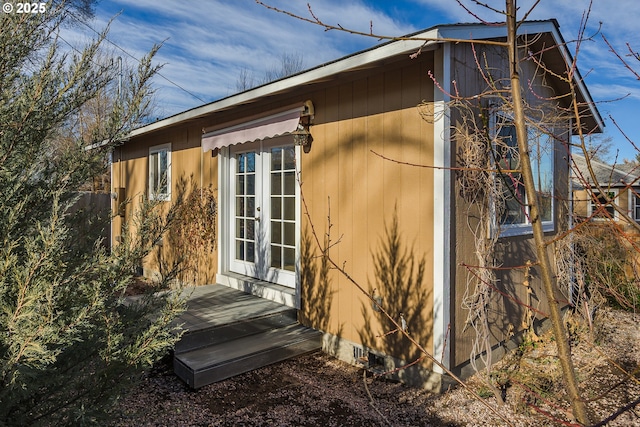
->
[432,42,452,373]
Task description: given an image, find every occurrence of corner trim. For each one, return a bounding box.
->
[432,40,452,373]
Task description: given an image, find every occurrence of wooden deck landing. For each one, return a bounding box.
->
[173,284,321,389]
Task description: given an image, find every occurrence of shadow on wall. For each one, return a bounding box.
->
[68,191,111,253]
[159,175,218,286]
[299,229,343,354]
[358,208,431,383]
[491,236,542,343]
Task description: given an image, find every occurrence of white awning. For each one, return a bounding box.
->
[202,106,304,153]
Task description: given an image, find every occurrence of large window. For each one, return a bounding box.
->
[493,116,554,235]
[149,143,171,201]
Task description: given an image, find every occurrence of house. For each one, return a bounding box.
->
[571,153,640,278]
[572,153,640,224]
[110,20,603,390]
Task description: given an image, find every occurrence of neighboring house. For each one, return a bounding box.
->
[571,153,640,278]
[572,153,640,224]
[111,20,602,389]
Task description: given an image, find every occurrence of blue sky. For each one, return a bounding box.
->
[65,0,640,160]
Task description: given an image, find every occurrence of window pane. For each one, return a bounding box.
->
[271,173,282,195]
[271,197,281,220]
[236,240,244,260]
[159,150,167,174]
[236,175,244,195]
[150,152,158,191]
[271,221,282,244]
[271,147,282,171]
[246,196,255,217]
[159,174,168,194]
[283,247,295,271]
[499,174,526,225]
[247,174,255,195]
[237,154,245,173]
[283,197,295,220]
[271,245,281,269]
[246,241,255,262]
[532,132,553,222]
[284,222,295,246]
[497,124,518,171]
[284,147,296,170]
[503,196,526,225]
[284,171,295,195]
[495,119,556,227]
[236,219,244,238]
[539,192,553,222]
[496,122,523,225]
[246,152,256,173]
[246,219,255,238]
[236,197,244,217]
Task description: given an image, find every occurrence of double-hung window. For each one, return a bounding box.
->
[149,143,171,201]
[493,115,555,236]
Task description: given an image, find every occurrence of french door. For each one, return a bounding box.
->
[229,141,299,288]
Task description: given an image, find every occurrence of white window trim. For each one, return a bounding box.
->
[148,143,172,202]
[490,112,556,238]
[631,189,640,222]
[589,188,619,221]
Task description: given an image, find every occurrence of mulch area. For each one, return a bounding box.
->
[109,308,640,426]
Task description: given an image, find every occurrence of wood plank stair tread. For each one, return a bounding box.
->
[173,324,322,389]
[174,310,297,354]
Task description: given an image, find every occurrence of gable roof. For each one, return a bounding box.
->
[572,153,640,190]
[128,20,603,140]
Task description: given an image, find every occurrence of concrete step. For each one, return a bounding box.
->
[174,308,297,354]
[173,324,322,389]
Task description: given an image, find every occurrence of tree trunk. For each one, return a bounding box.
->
[505,1,590,424]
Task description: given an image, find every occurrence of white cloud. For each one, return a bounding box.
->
[74,0,418,116]
[59,0,639,131]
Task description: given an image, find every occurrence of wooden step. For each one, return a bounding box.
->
[173,324,322,389]
[174,309,297,354]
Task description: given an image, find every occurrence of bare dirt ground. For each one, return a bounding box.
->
[110,308,640,426]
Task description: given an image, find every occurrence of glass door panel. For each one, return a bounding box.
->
[234,152,256,264]
[270,147,296,272]
[229,143,298,288]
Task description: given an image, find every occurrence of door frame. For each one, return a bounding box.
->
[217,136,301,303]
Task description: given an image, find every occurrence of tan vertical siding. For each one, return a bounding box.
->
[301,54,436,365]
[111,123,219,285]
